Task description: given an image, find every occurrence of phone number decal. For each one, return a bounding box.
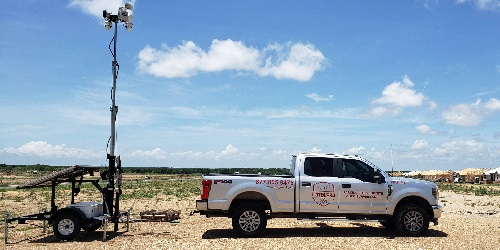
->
[256,179,294,189]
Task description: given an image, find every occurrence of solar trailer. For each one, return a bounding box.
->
[5,164,126,241]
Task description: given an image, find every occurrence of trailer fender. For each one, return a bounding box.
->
[49,207,86,225]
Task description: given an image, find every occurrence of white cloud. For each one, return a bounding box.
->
[373,75,424,108]
[2,141,102,159]
[367,75,434,118]
[258,43,326,81]
[306,93,334,102]
[416,124,436,134]
[434,140,483,156]
[485,98,500,111]
[412,140,429,150]
[344,146,367,155]
[170,151,216,161]
[137,39,326,81]
[442,98,500,127]
[216,144,241,160]
[366,106,401,118]
[309,147,322,153]
[138,40,259,78]
[69,0,135,19]
[130,144,249,162]
[130,148,167,160]
[442,99,483,126]
[428,100,438,110]
[457,0,500,11]
[168,106,203,117]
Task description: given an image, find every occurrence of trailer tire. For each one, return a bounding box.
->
[53,212,81,240]
[394,203,429,236]
[82,220,102,232]
[232,203,267,237]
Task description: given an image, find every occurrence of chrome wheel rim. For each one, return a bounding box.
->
[403,210,424,232]
[238,210,261,233]
[58,219,75,236]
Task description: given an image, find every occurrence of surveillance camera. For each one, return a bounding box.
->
[118,8,129,22]
[125,22,133,31]
[105,21,112,30]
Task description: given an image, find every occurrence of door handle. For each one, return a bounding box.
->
[302,182,311,187]
[342,184,351,188]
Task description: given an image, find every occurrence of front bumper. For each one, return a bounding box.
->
[432,204,442,225]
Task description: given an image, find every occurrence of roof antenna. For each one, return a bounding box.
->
[391,144,394,175]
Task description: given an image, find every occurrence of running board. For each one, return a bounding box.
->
[298,217,382,222]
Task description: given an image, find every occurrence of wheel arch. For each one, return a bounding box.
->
[49,207,85,225]
[229,191,271,214]
[394,196,433,218]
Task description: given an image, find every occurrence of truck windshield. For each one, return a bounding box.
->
[290,156,296,177]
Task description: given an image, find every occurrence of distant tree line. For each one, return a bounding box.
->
[0,164,66,173]
[124,167,290,175]
[0,164,290,176]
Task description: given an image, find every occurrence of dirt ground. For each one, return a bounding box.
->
[1,190,500,250]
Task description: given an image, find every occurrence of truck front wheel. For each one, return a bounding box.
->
[394,203,429,236]
[232,204,267,237]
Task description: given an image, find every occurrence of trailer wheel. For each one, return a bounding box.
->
[53,212,81,240]
[394,203,429,236]
[232,203,267,237]
[82,220,102,232]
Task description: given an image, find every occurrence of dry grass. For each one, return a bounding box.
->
[1,178,500,249]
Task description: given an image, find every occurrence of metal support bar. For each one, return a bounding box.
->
[42,208,47,233]
[126,208,131,232]
[71,180,76,204]
[103,214,109,241]
[51,180,57,212]
[4,214,8,244]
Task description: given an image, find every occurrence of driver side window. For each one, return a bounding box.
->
[342,159,374,182]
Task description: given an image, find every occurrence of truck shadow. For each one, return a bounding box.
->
[202,223,447,239]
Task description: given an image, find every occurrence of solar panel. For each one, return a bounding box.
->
[16,165,103,189]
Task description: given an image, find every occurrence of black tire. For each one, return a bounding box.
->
[232,203,267,237]
[82,219,102,232]
[380,218,396,229]
[394,203,430,236]
[53,212,81,240]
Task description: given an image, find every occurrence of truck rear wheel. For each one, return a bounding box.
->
[394,203,429,236]
[232,203,267,237]
[53,212,81,240]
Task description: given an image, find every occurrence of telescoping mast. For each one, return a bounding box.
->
[102,2,134,232]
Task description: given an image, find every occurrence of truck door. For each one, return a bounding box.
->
[337,159,387,213]
[297,157,340,213]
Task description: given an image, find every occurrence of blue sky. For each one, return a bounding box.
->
[2,0,500,171]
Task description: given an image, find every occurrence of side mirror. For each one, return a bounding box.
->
[373,170,385,184]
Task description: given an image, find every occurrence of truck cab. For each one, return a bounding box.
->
[294,154,388,214]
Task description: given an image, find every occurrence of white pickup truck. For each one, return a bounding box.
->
[195,153,442,237]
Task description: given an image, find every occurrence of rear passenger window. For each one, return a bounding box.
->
[304,157,342,177]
